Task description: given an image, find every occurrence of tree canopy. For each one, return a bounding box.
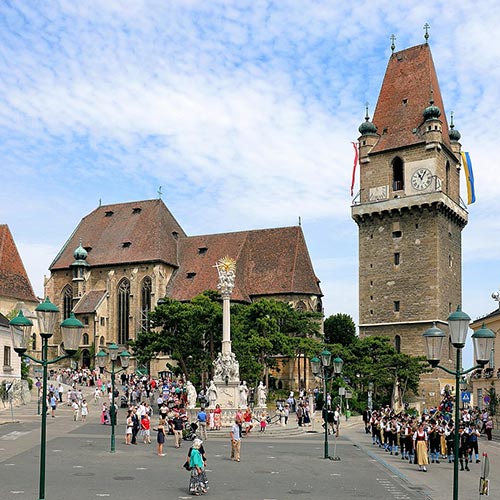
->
[323,313,356,346]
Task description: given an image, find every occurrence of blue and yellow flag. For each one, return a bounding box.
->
[461,152,476,204]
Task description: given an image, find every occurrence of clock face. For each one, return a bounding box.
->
[411,168,432,190]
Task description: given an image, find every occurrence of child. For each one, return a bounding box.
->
[260,412,267,432]
[141,414,151,444]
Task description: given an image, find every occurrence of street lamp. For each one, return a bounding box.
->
[310,349,344,460]
[95,343,131,452]
[9,298,83,500]
[422,307,495,500]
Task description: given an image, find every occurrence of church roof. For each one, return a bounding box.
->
[0,312,9,328]
[371,43,450,154]
[0,225,38,303]
[50,199,186,270]
[167,226,322,302]
[73,290,107,314]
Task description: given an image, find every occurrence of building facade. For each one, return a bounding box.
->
[45,199,323,383]
[351,42,468,405]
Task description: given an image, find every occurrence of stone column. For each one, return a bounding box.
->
[215,257,236,355]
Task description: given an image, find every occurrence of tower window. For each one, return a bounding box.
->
[395,335,401,353]
[370,296,373,301]
[370,310,374,315]
[370,263,373,268]
[392,231,402,239]
[370,281,373,286]
[449,255,453,267]
[394,301,400,312]
[394,253,400,265]
[392,157,404,191]
[445,161,450,194]
[415,223,419,229]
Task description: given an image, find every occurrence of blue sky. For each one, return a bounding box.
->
[1,1,499,360]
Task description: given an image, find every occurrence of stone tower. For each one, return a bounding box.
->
[351,42,468,404]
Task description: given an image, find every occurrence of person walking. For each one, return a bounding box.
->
[230,417,242,462]
[81,399,88,423]
[172,412,184,448]
[49,392,57,418]
[188,439,208,495]
[125,410,133,445]
[485,416,493,441]
[413,422,429,472]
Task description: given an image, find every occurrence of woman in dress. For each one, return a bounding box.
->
[156,418,166,456]
[81,399,88,423]
[188,439,208,496]
[125,410,133,445]
[213,404,222,431]
[413,422,429,472]
[101,402,110,425]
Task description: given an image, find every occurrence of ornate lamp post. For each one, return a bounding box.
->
[9,298,83,500]
[96,343,131,452]
[422,307,495,500]
[310,349,343,460]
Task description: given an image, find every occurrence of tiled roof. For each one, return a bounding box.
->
[73,290,107,314]
[0,225,37,302]
[371,43,450,154]
[167,226,322,302]
[50,199,186,270]
[471,307,500,328]
[0,312,9,328]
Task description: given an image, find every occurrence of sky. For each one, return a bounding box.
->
[1,1,500,360]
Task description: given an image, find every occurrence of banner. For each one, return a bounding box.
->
[461,151,476,204]
[350,142,359,196]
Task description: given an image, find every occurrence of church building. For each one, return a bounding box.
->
[351,39,468,405]
[44,199,322,379]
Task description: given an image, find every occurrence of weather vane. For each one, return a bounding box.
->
[423,23,430,43]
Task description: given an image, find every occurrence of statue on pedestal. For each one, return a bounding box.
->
[239,381,249,407]
[257,381,267,407]
[207,380,218,408]
[186,381,197,409]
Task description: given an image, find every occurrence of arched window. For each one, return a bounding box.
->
[32,333,37,350]
[140,276,152,332]
[100,336,105,347]
[392,157,404,191]
[117,278,130,344]
[62,285,73,319]
[394,335,401,353]
[82,333,89,345]
[296,300,306,312]
[445,161,450,194]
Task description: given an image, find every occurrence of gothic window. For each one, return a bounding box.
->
[117,278,130,344]
[100,336,105,346]
[296,300,306,312]
[392,157,404,191]
[62,285,73,319]
[140,276,152,332]
[82,333,89,345]
[395,335,401,353]
[445,161,450,194]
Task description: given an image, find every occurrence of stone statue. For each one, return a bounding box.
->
[257,381,267,407]
[186,381,197,409]
[239,381,249,407]
[207,380,218,408]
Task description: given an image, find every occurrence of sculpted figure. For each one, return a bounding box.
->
[208,380,218,408]
[186,381,197,409]
[257,381,267,407]
[239,381,249,407]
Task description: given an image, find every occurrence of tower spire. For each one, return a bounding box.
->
[423,23,430,43]
[390,34,396,54]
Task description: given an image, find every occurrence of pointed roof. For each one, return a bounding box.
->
[167,226,322,302]
[50,199,186,270]
[0,225,38,302]
[73,290,107,314]
[371,43,450,154]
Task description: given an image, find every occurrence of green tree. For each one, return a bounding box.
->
[324,313,356,346]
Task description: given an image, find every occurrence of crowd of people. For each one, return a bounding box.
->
[365,390,494,474]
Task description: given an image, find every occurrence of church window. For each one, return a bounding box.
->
[140,277,152,332]
[370,281,373,286]
[83,316,89,325]
[370,296,373,301]
[370,309,374,315]
[392,157,404,191]
[395,335,401,353]
[117,278,130,344]
[62,285,73,319]
[445,161,450,194]
[82,333,89,345]
[394,301,400,312]
[100,336,105,346]
[296,300,306,312]
[394,253,400,265]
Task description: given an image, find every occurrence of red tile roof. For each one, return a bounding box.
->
[371,43,450,154]
[50,199,186,270]
[168,226,322,302]
[0,224,37,302]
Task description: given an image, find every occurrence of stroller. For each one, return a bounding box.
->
[182,422,198,441]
